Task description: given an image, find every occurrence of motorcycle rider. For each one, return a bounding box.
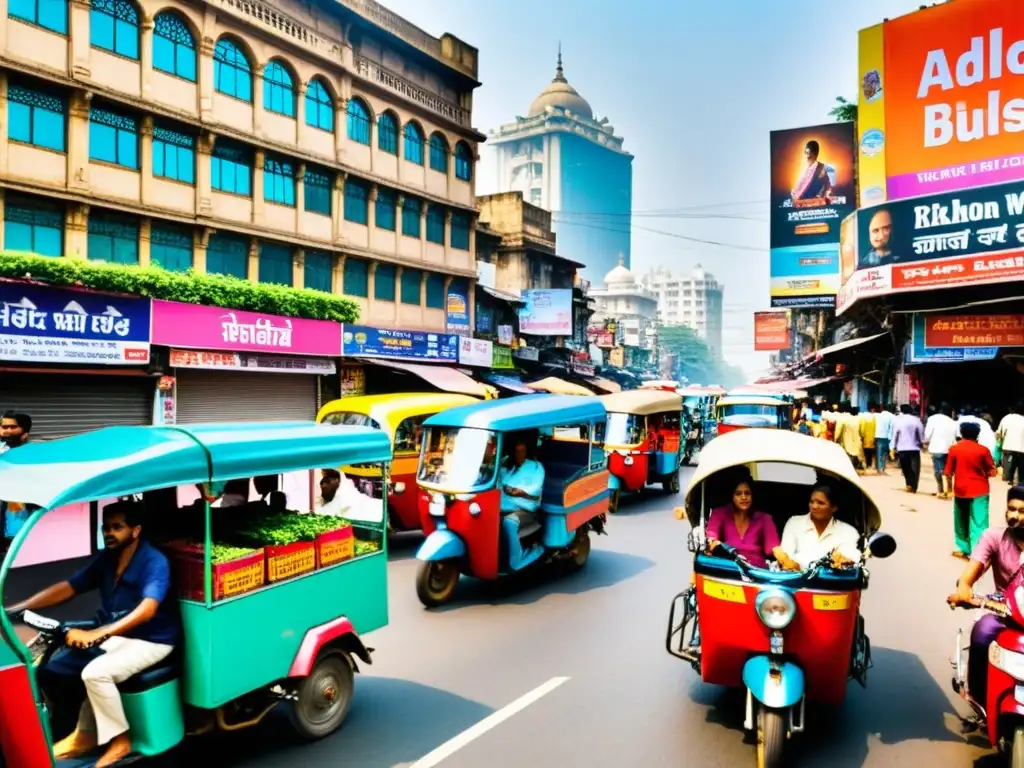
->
[947,484,1024,714]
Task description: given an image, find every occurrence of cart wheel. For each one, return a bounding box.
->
[756,705,786,768]
[1012,724,1024,768]
[416,560,460,607]
[609,489,621,514]
[567,530,591,571]
[288,650,354,741]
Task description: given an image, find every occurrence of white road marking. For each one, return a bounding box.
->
[409,676,570,768]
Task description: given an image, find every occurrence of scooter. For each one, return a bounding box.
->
[951,584,1024,763]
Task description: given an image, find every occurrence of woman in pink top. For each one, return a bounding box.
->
[705,478,781,568]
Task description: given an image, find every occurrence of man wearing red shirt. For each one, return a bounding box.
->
[945,421,997,559]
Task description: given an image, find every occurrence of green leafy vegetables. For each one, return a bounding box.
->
[209,544,259,565]
[230,514,356,548]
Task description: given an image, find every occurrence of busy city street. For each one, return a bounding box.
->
[112,469,1001,768]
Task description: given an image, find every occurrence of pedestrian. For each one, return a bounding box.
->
[860,404,878,473]
[997,402,1024,485]
[891,404,924,493]
[1,411,32,559]
[874,403,895,474]
[925,402,959,499]
[945,420,998,559]
[835,403,865,471]
[958,406,998,461]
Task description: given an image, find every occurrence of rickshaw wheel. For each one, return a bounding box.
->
[567,530,591,570]
[609,489,621,513]
[664,471,680,494]
[288,650,354,740]
[416,560,460,607]
[1012,725,1024,768]
[756,706,785,768]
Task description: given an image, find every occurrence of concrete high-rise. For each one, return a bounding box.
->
[642,264,724,361]
[488,51,632,280]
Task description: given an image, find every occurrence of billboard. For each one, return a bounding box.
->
[518,289,573,336]
[753,311,790,351]
[906,313,998,363]
[769,121,856,308]
[858,0,1024,202]
[837,178,1024,314]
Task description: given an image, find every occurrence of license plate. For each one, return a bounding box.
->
[812,594,849,611]
[702,579,746,604]
[429,501,445,518]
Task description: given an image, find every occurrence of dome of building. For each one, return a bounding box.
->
[528,51,594,120]
[603,257,634,286]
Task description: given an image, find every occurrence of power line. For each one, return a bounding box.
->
[552,216,765,252]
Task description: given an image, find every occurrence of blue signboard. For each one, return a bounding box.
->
[906,313,998,364]
[341,324,458,362]
[0,282,151,365]
[446,284,470,336]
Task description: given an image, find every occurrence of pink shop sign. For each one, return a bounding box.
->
[151,300,341,356]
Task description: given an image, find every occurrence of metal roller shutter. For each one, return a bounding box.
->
[175,370,317,424]
[0,374,154,440]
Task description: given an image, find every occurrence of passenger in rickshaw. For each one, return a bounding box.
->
[498,432,546,534]
[776,483,861,571]
[4,500,180,766]
[704,474,781,568]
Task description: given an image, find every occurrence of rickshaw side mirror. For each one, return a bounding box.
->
[867,532,896,559]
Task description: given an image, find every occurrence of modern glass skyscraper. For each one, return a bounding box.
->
[488,52,633,280]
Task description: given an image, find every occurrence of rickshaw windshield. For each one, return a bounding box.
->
[605,413,644,445]
[418,427,499,490]
[321,412,382,429]
[721,404,779,418]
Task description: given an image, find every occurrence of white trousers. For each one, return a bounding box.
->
[76,636,174,745]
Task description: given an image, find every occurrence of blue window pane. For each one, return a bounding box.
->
[8,102,31,144]
[37,0,67,31]
[343,258,368,297]
[425,273,445,309]
[401,269,421,305]
[403,123,424,164]
[304,251,332,293]
[89,107,137,168]
[401,198,420,238]
[375,190,396,231]
[87,212,139,264]
[264,157,296,206]
[6,197,65,257]
[429,135,447,172]
[213,39,252,102]
[305,80,333,132]
[347,100,370,145]
[151,225,193,272]
[91,11,114,49]
[304,169,331,216]
[374,264,396,301]
[455,143,473,181]
[378,113,397,154]
[263,61,294,117]
[259,242,292,285]
[426,204,445,244]
[7,85,66,152]
[450,212,470,250]
[206,233,248,278]
[153,126,194,184]
[34,110,65,151]
[90,0,138,59]
[116,130,137,168]
[114,18,137,57]
[153,12,195,81]
[343,181,368,224]
[89,122,116,163]
[211,142,252,196]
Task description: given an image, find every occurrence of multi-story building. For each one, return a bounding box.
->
[588,258,657,370]
[0,0,482,332]
[487,52,632,280]
[642,264,724,360]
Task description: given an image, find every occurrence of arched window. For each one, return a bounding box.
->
[403,122,424,165]
[263,60,295,117]
[90,0,138,59]
[305,78,333,132]
[454,141,473,182]
[377,111,398,154]
[213,38,252,102]
[347,99,370,145]
[428,133,448,173]
[152,11,195,81]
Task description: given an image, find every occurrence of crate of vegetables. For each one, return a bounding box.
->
[265,541,316,582]
[354,540,382,558]
[316,524,354,568]
[164,543,265,602]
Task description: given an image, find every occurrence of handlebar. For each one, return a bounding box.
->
[952,593,1010,616]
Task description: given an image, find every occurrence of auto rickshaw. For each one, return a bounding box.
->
[665,429,895,767]
[678,386,725,457]
[317,393,478,533]
[715,395,792,436]
[640,380,679,392]
[599,389,683,512]
[0,422,391,767]
[412,395,609,607]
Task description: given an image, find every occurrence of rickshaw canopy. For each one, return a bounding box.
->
[526,376,594,396]
[678,386,725,397]
[717,395,790,408]
[682,429,882,534]
[423,394,607,433]
[599,389,682,416]
[0,422,393,511]
[316,393,478,436]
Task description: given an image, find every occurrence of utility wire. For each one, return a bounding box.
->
[552,217,765,252]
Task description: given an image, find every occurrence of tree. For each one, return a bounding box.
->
[658,324,745,387]
[829,96,857,123]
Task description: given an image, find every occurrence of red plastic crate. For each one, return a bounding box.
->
[163,543,265,602]
[315,525,354,568]
[266,541,316,582]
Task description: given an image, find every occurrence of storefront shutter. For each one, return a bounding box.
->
[0,374,154,440]
[174,370,317,424]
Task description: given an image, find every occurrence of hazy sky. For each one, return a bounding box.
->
[380,0,926,376]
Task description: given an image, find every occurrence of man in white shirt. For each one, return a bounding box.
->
[873,404,895,474]
[776,486,862,570]
[925,403,959,499]
[997,403,1024,484]
[958,407,997,459]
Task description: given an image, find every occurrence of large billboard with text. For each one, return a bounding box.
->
[769,122,856,308]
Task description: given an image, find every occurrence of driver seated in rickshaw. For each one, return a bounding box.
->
[4,500,179,767]
[498,432,545,536]
[775,483,861,571]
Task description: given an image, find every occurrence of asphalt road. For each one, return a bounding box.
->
[4,466,1008,767]
[186,466,1003,768]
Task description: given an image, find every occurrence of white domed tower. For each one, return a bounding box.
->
[488,47,634,280]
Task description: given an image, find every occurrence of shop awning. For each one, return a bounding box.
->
[485,375,535,394]
[481,286,524,304]
[812,332,888,361]
[586,376,621,393]
[526,376,594,396]
[362,359,491,398]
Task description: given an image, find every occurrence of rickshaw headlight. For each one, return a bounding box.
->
[469,502,481,516]
[755,589,796,630]
[624,455,634,466]
[393,482,406,494]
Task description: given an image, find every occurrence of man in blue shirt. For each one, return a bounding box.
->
[497,434,546,531]
[6,500,179,767]
[0,410,33,558]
